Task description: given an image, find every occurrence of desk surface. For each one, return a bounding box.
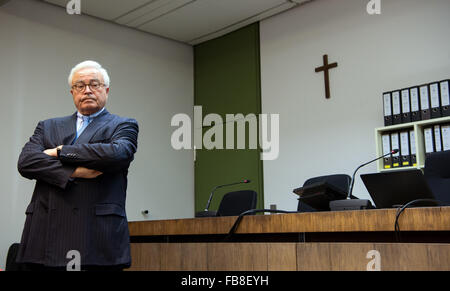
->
[128,206,450,237]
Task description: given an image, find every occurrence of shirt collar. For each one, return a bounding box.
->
[77,107,105,120]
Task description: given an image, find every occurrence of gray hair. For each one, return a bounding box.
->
[68,60,110,88]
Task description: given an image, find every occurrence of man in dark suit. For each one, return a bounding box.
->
[16,60,138,271]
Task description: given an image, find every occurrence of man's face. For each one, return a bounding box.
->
[70,67,109,115]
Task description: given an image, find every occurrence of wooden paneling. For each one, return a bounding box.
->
[296,243,450,271]
[129,242,450,271]
[128,207,450,271]
[267,243,297,271]
[129,207,450,236]
[129,243,161,271]
[161,243,208,271]
[207,243,268,271]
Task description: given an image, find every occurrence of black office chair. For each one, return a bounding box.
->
[424,150,450,205]
[5,243,21,271]
[297,174,351,212]
[216,190,258,217]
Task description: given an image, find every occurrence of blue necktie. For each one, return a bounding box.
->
[76,116,91,140]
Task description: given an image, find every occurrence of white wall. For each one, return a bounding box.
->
[260,0,450,210]
[0,0,193,269]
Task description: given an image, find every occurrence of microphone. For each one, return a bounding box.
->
[195,179,251,218]
[347,149,398,199]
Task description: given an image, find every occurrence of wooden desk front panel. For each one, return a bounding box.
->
[128,242,450,271]
[129,207,450,237]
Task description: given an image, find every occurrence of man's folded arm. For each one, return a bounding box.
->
[17,121,76,189]
[58,119,139,172]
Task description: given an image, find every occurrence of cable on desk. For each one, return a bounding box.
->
[394,199,444,242]
[226,209,299,240]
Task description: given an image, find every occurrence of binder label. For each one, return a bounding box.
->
[392,91,401,115]
[382,134,391,155]
[400,131,410,155]
[424,128,434,153]
[383,93,391,116]
[409,130,416,155]
[434,125,442,152]
[401,90,411,113]
[441,81,450,106]
[442,125,450,151]
[410,88,420,111]
[391,133,400,156]
[420,86,430,109]
[430,83,440,108]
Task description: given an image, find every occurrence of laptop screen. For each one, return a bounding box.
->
[360,169,435,208]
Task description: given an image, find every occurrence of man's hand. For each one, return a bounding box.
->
[71,166,103,179]
[43,145,63,157]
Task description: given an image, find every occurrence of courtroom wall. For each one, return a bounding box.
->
[260,0,450,210]
[0,0,194,269]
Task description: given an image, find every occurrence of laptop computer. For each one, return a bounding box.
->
[360,169,438,209]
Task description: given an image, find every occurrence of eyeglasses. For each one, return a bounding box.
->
[71,80,106,92]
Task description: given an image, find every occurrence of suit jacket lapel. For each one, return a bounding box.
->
[57,113,77,146]
[73,109,113,145]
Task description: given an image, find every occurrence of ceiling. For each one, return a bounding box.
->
[42,0,311,45]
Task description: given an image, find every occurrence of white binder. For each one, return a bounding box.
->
[434,125,442,152]
[440,80,450,117]
[382,134,392,169]
[392,91,401,124]
[409,130,417,166]
[430,83,441,118]
[424,127,434,153]
[442,124,450,151]
[390,132,400,167]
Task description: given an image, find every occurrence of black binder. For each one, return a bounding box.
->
[419,84,431,120]
[424,127,435,155]
[410,87,421,122]
[442,124,450,151]
[382,134,392,169]
[399,131,411,167]
[434,125,443,152]
[383,92,393,126]
[390,132,400,168]
[392,91,402,125]
[440,80,450,117]
[409,130,417,167]
[400,88,411,123]
[430,82,442,119]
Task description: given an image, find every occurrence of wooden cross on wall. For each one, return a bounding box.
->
[315,54,338,99]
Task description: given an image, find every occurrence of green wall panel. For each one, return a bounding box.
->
[194,23,264,213]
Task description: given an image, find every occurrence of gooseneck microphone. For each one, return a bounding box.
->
[195,179,251,218]
[347,149,398,199]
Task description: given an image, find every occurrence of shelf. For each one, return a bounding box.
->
[375,116,450,172]
[375,116,450,132]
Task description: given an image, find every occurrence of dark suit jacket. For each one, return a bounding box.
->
[16,109,138,268]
